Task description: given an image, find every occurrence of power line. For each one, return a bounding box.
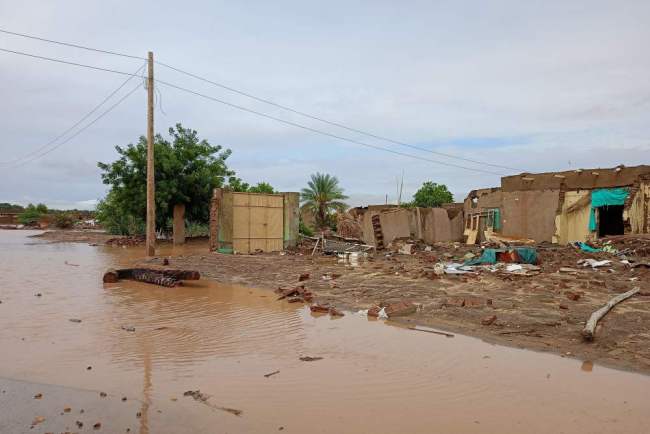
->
[155,79,505,176]
[0,47,140,77]
[1,62,146,166]
[0,46,504,175]
[0,28,144,60]
[157,61,522,172]
[0,28,521,172]
[5,83,142,170]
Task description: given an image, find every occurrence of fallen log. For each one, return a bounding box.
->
[131,270,181,287]
[582,287,640,341]
[103,268,200,286]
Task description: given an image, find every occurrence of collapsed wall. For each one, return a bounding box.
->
[352,205,464,247]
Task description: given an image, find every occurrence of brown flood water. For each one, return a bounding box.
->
[1,230,649,433]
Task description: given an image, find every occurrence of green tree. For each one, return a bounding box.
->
[226,176,250,192]
[97,124,237,234]
[248,182,275,194]
[0,203,24,213]
[18,203,47,225]
[300,173,348,230]
[412,181,453,208]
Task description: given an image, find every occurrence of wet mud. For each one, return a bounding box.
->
[2,230,650,433]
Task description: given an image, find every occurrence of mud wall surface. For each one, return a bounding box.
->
[464,188,502,216]
[555,191,592,244]
[378,209,413,244]
[420,208,454,243]
[0,214,18,224]
[502,166,650,192]
[358,207,461,246]
[501,190,560,242]
[282,193,300,248]
[628,182,650,234]
[449,211,465,241]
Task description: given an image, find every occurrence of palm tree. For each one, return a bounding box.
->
[300,173,348,230]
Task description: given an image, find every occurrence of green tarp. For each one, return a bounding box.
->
[464,247,538,265]
[588,188,629,231]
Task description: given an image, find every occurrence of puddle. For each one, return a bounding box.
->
[0,229,649,433]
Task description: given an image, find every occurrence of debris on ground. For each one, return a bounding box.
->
[183,390,242,416]
[264,370,280,378]
[481,315,497,326]
[309,304,330,313]
[408,325,455,337]
[103,268,200,287]
[578,259,612,268]
[105,236,145,247]
[299,356,323,362]
[582,287,640,341]
[134,233,650,373]
[276,285,313,303]
[31,416,45,426]
[69,318,82,323]
[298,273,310,281]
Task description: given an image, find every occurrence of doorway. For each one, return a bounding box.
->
[598,205,624,237]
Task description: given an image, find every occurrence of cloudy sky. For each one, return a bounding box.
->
[1,0,649,209]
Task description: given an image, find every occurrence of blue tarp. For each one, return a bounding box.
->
[575,242,601,253]
[464,247,538,265]
[588,188,629,231]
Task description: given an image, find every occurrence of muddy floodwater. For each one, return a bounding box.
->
[1,230,649,433]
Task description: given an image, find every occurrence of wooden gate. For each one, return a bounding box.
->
[232,192,284,253]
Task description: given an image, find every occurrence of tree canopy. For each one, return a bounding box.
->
[97,124,245,234]
[412,181,454,208]
[300,173,348,230]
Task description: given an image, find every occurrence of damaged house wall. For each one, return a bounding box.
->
[465,166,650,244]
[501,190,560,242]
[353,205,463,247]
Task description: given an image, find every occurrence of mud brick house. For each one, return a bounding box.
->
[464,165,650,244]
[349,204,465,248]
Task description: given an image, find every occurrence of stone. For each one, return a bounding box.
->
[481,315,497,326]
[298,273,310,281]
[565,291,581,301]
[384,301,417,317]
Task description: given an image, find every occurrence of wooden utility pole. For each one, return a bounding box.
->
[146,51,156,256]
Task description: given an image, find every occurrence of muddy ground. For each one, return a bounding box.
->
[31,229,121,244]
[31,229,650,374]
[136,239,650,375]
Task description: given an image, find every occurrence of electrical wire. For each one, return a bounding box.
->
[0,46,504,175]
[1,62,146,166]
[0,28,144,60]
[0,28,522,171]
[156,60,522,172]
[154,79,505,176]
[4,83,142,170]
[0,47,140,77]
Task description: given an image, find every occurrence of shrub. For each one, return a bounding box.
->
[18,203,44,226]
[53,212,75,229]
